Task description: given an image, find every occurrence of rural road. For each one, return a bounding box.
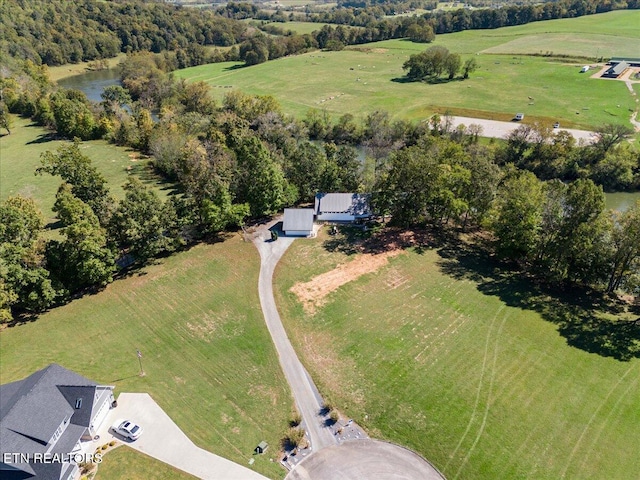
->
[448,115,596,142]
[253,221,337,453]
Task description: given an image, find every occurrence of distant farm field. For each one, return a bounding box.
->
[280,21,336,35]
[274,228,640,480]
[0,117,169,223]
[0,236,291,480]
[176,10,640,129]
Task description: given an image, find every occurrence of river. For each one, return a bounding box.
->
[55,69,640,212]
[57,68,121,103]
[605,191,640,212]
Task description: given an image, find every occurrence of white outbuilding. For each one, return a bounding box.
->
[283,208,315,236]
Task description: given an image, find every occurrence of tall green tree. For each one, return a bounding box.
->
[47,193,115,293]
[403,45,452,81]
[108,178,175,260]
[0,101,12,135]
[50,90,98,140]
[233,136,296,217]
[490,171,545,262]
[38,140,114,224]
[607,201,640,293]
[0,196,57,320]
[286,141,328,202]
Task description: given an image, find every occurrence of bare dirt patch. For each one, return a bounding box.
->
[290,250,403,314]
[186,309,241,341]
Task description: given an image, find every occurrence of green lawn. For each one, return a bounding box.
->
[0,236,292,480]
[95,447,197,480]
[176,10,640,129]
[273,227,640,480]
[0,117,170,223]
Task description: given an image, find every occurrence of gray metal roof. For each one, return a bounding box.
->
[605,61,629,76]
[283,208,314,232]
[0,364,108,480]
[315,193,371,216]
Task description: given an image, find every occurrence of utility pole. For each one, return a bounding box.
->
[136,349,145,376]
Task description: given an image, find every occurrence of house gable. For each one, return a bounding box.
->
[0,365,114,480]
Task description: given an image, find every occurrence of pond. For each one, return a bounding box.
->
[605,191,640,213]
[57,68,121,103]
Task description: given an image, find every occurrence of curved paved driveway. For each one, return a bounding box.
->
[285,439,446,480]
[253,224,337,452]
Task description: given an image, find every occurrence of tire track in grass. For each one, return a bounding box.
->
[444,304,504,472]
[576,368,639,474]
[416,312,468,364]
[453,309,509,480]
[561,363,639,479]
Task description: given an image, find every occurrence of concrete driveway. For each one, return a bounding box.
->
[91,393,267,480]
[253,221,338,453]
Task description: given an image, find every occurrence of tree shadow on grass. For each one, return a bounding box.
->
[223,63,245,71]
[436,240,640,361]
[322,223,455,256]
[391,77,415,84]
[26,132,59,144]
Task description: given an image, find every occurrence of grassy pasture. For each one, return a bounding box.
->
[96,447,197,480]
[482,33,640,59]
[46,54,127,82]
[177,10,640,129]
[0,235,292,480]
[0,117,170,224]
[273,228,640,479]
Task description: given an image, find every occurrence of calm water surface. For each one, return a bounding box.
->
[605,191,640,212]
[57,69,121,103]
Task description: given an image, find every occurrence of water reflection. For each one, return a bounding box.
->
[57,69,121,103]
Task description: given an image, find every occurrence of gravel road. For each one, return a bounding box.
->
[448,115,596,143]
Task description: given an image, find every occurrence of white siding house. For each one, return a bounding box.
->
[314,193,371,222]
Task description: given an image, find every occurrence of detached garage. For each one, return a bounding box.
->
[283,208,314,236]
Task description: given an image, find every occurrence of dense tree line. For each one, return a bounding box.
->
[497,123,640,191]
[2,52,639,321]
[2,0,639,75]
[0,0,249,66]
[280,0,639,41]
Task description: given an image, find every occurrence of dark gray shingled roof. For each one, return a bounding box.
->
[0,364,105,480]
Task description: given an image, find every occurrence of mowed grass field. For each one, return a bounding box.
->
[0,117,169,223]
[0,235,292,479]
[96,447,197,480]
[274,228,640,479]
[175,10,640,129]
